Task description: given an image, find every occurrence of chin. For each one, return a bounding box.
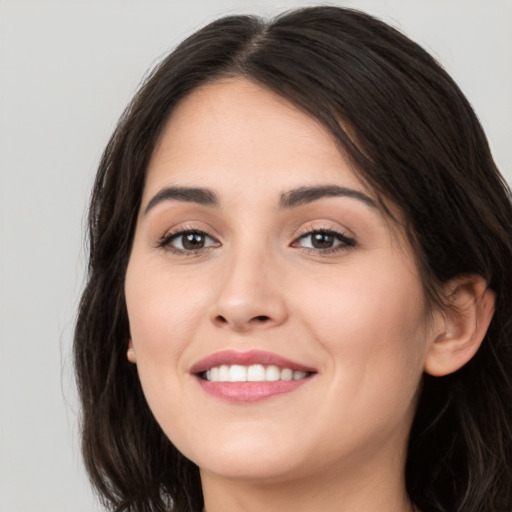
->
[178,432,310,482]
[198,456,307,483]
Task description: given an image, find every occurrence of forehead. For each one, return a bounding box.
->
[144,78,367,199]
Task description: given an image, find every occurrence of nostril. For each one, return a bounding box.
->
[212,313,273,330]
[252,315,271,323]
[215,315,228,324]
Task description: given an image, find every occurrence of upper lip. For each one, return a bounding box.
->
[190,349,317,375]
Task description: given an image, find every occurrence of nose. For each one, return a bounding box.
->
[210,247,288,333]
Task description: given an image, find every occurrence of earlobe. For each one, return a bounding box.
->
[424,275,495,377]
[127,340,137,364]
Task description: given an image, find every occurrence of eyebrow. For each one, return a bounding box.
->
[144,184,376,215]
[144,186,218,215]
[279,185,376,209]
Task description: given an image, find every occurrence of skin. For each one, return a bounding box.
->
[124,79,492,512]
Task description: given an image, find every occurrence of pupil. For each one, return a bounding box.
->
[312,232,334,249]
[183,233,204,250]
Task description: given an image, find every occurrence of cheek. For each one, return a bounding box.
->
[296,258,429,409]
[124,253,215,429]
[125,256,208,357]
[124,254,210,435]
[302,260,426,337]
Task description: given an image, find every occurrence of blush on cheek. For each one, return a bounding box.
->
[126,256,204,350]
[300,265,427,390]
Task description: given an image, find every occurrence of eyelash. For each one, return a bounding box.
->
[292,228,356,254]
[156,226,218,255]
[156,226,355,256]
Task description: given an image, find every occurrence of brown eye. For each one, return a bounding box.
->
[310,232,335,249]
[181,232,207,250]
[294,230,355,252]
[159,230,219,252]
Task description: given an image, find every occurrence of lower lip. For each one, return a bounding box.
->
[196,378,310,403]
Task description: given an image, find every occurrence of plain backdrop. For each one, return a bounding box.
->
[0,1,511,510]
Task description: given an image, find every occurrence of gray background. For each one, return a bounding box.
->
[1,1,511,510]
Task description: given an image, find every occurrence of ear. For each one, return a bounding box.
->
[424,275,495,377]
[127,339,137,364]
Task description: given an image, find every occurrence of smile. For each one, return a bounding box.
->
[203,364,309,382]
[191,350,316,402]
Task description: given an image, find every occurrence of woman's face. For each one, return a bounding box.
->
[125,79,436,484]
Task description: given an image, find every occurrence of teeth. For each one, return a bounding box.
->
[281,368,293,381]
[247,364,266,381]
[218,365,230,381]
[229,364,247,382]
[203,364,310,383]
[265,365,280,381]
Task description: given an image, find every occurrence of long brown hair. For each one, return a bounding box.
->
[75,7,512,511]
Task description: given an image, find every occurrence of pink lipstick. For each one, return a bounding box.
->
[190,350,316,403]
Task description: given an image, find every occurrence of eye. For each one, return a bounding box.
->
[293,229,355,252]
[158,229,219,253]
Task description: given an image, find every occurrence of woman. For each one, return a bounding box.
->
[74,6,512,512]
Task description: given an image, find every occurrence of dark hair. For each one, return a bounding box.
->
[74,6,512,512]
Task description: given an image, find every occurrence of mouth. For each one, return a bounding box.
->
[201,364,310,382]
[191,350,316,402]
